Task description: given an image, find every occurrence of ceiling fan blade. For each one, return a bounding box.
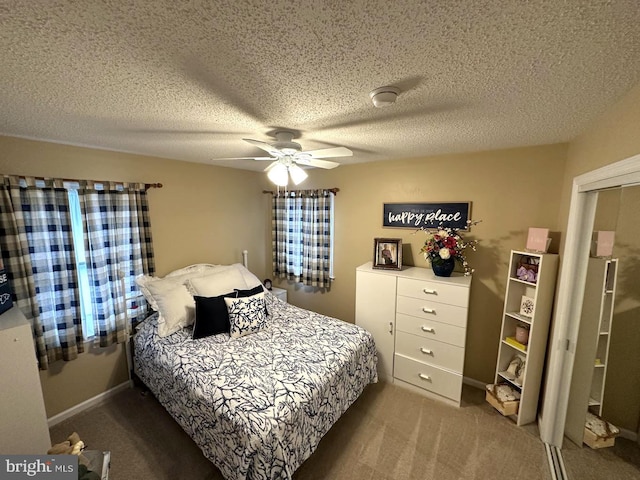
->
[263,162,278,172]
[300,146,353,158]
[210,156,275,161]
[243,138,282,157]
[295,158,340,169]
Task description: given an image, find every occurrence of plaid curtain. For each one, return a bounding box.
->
[272,190,333,288]
[0,176,83,369]
[79,182,154,346]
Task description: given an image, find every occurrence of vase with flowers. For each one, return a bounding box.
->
[419,221,480,276]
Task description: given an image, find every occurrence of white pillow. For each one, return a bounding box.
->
[231,263,263,289]
[225,292,268,339]
[136,275,162,311]
[145,280,195,337]
[136,264,232,311]
[188,267,249,297]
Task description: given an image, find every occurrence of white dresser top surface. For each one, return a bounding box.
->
[0,307,29,332]
[357,261,472,287]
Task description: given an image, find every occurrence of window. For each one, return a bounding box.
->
[67,188,95,338]
[272,190,334,288]
[1,175,154,369]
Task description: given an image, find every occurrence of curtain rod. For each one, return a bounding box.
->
[5,174,162,190]
[263,188,339,195]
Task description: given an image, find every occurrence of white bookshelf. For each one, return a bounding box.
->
[491,250,558,426]
[565,258,618,446]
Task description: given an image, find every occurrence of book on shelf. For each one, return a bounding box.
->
[504,336,527,351]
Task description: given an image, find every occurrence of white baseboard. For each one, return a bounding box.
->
[47,380,132,428]
[619,427,638,443]
[463,376,487,390]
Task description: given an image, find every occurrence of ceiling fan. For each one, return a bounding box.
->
[223,130,353,186]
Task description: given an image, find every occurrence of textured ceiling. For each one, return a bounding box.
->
[1,0,640,171]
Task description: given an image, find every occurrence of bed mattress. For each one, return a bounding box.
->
[133,293,378,480]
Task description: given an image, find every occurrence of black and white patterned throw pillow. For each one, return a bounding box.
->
[225,292,268,339]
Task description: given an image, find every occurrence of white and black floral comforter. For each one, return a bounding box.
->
[133,293,378,480]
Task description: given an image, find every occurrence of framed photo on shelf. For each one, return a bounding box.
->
[373,238,402,270]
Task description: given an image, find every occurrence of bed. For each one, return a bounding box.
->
[132,263,378,480]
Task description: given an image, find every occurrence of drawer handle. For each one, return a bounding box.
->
[419,373,432,381]
[420,347,433,356]
[389,322,393,334]
[423,288,437,295]
[421,326,435,333]
[422,307,436,314]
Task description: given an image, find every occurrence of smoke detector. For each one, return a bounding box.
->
[369,86,400,108]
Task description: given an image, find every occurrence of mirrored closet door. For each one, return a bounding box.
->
[563,185,640,474]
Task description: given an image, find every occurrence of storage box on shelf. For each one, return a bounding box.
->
[489,250,558,426]
[485,384,519,416]
[583,428,615,449]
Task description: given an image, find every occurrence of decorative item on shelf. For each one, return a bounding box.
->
[418,220,480,276]
[519,295,535,317]
[515,322,530,345]
[525,227,551,253]
[590,231,615,258]
[372,238,402,270]
[503,354,525,381]
[516,256,539,283]
[263,279,273,291]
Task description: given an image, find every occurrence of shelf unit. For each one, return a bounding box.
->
[588,258,617,416]
[492,250,559,426]
[564,258,618,446]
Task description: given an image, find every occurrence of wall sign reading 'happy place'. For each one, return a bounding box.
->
[383,202,471,229]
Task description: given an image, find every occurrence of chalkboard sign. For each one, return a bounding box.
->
[383,202,471,230]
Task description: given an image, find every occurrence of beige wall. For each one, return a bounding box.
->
[558,82,640,232]
[268,144,568,383]
[0,136,266,417]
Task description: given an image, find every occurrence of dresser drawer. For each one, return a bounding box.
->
[395,331,464,372]
[397,277,469,307]
[396,313,466,347]
[396,295,468,328]
[394,354,463,401]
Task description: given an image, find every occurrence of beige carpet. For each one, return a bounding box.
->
[562,434,640,480]
[50,382,552,480]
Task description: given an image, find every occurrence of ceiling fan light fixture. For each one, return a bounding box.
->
[289,164,308,185]
[267,162,289,186]
[369,86,400,108]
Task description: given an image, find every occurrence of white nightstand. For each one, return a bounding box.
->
[270,287,287,302]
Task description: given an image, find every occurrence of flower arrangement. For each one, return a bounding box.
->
[419,220,480,276]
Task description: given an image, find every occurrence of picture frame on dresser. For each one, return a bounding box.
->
[372,238,402,270]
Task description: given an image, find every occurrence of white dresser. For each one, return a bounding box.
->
[355,262,471,406]
[0,307,51,453]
